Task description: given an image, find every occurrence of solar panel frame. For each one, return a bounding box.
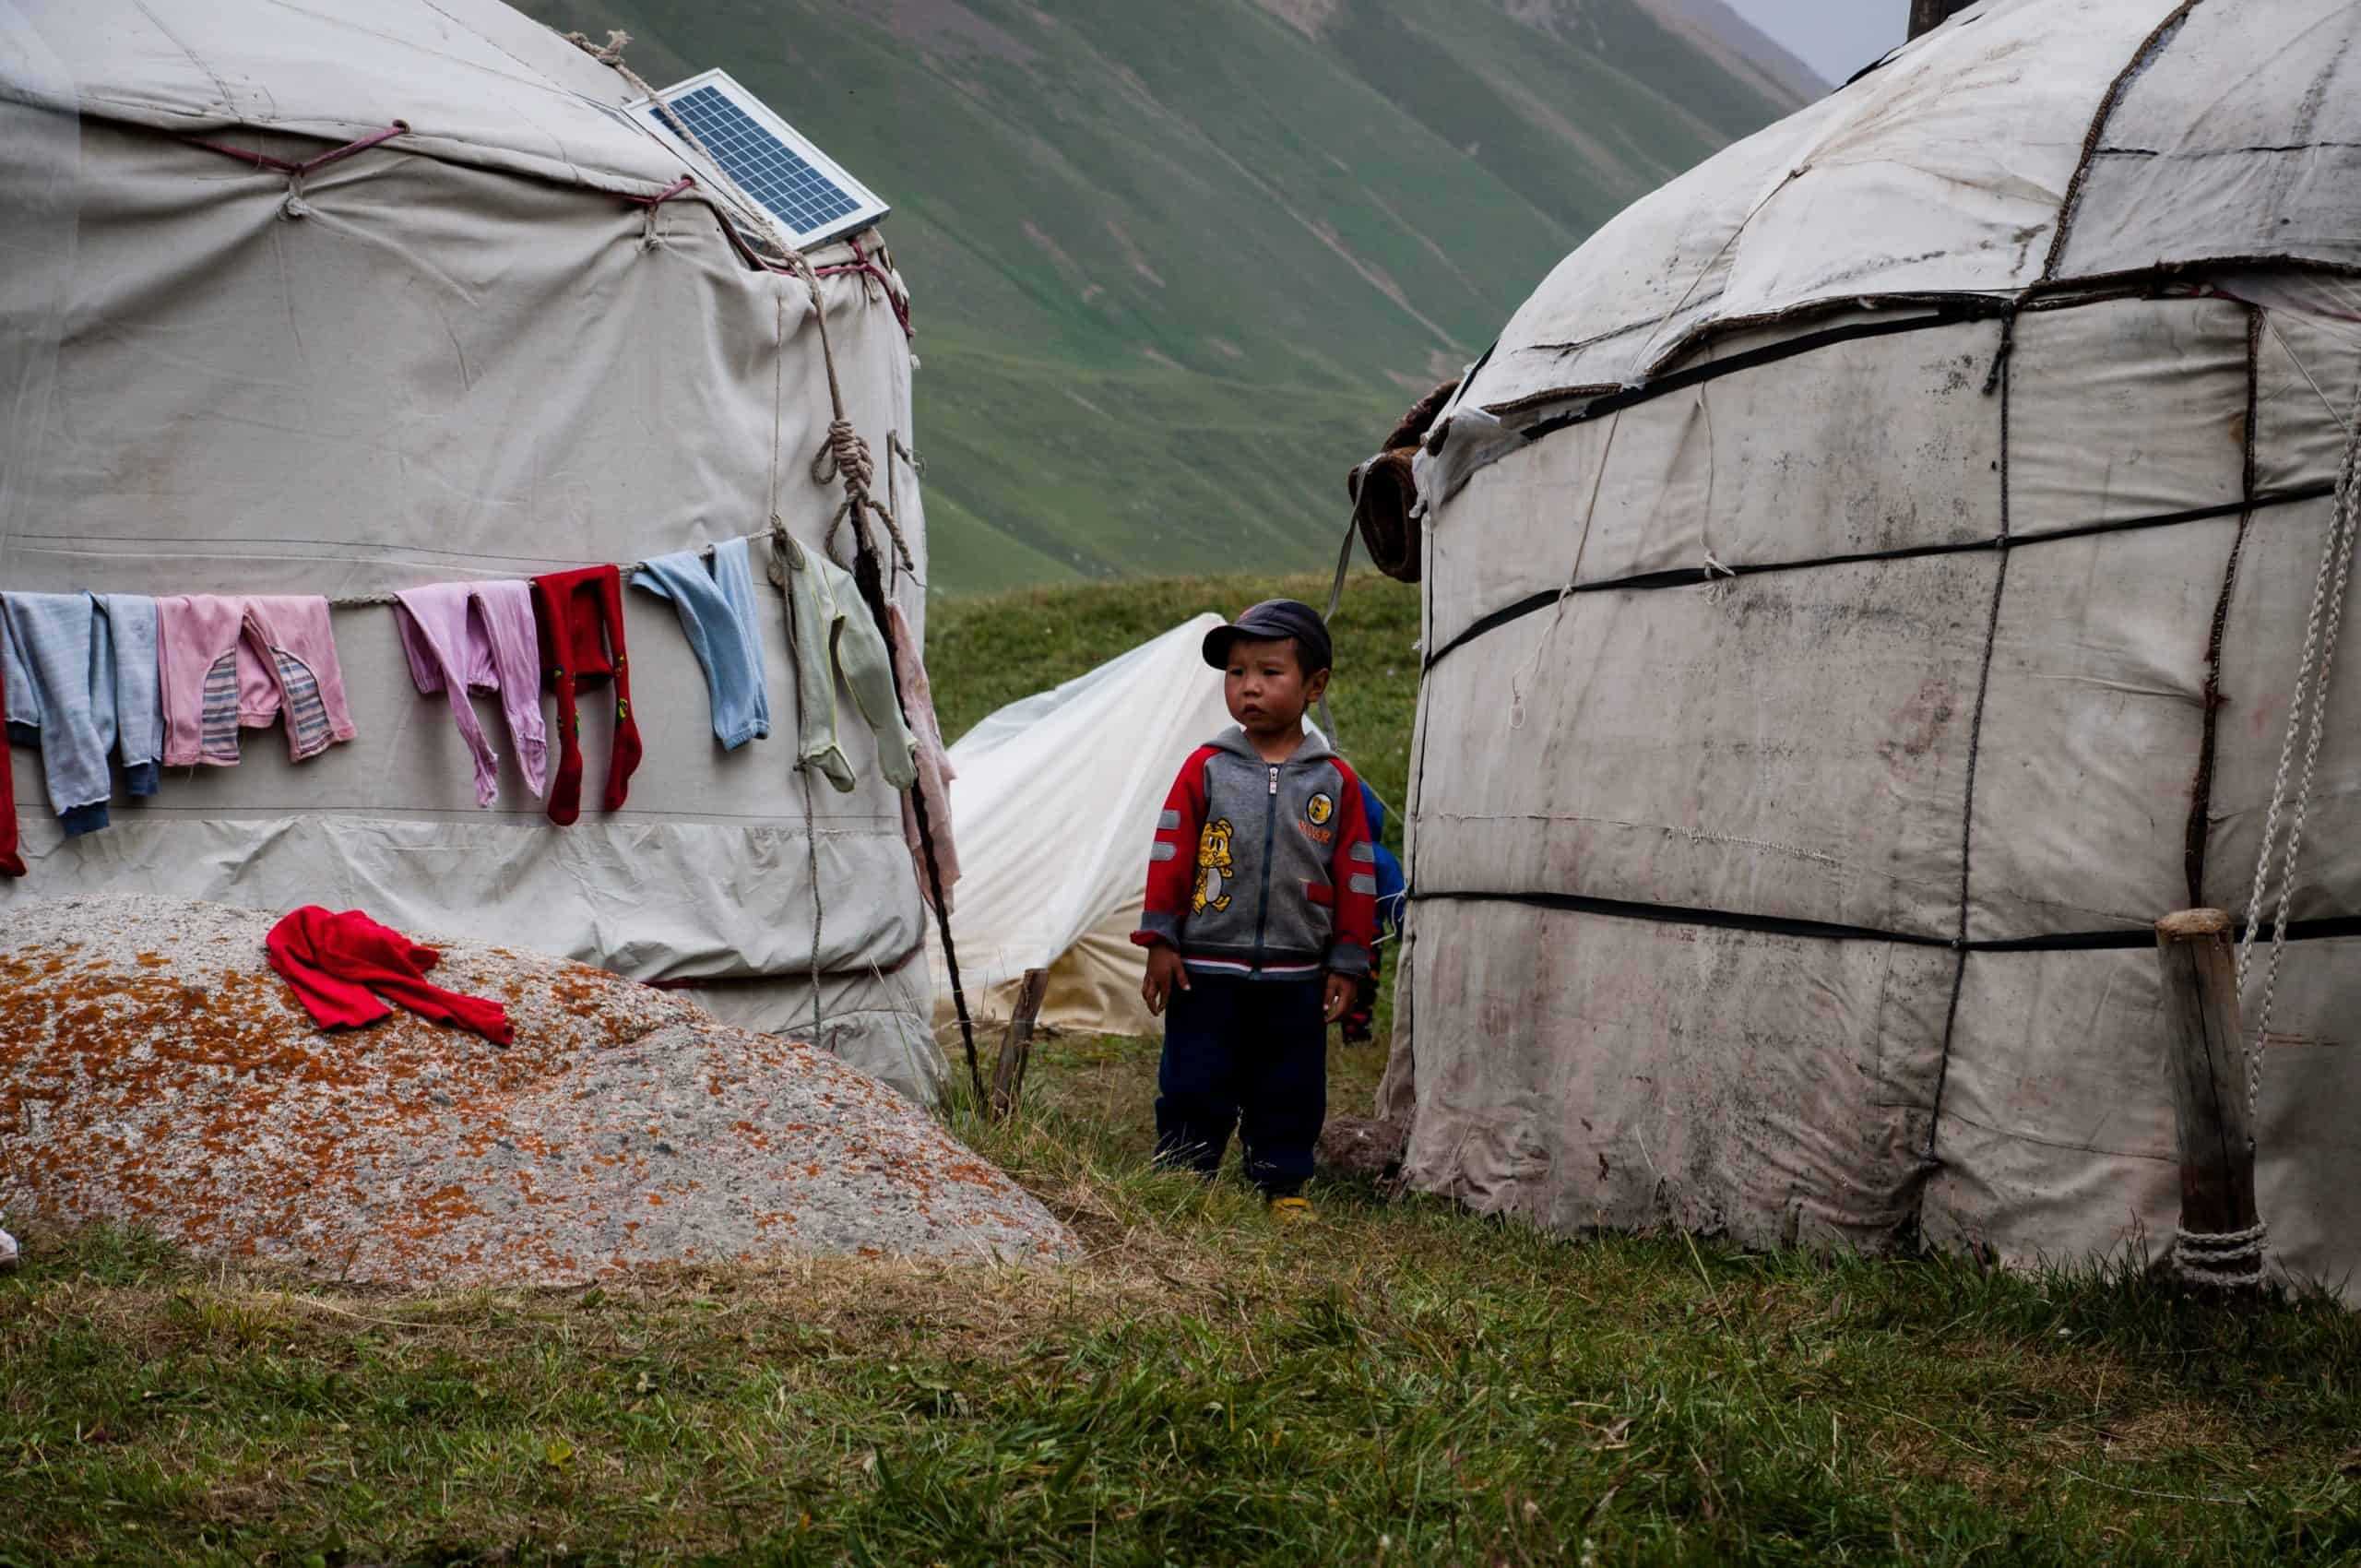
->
[625,68,890,252]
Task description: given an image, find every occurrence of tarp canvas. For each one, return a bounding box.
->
[1394,0,2361,1301]
[1,0,946,1101]
[930,616,1231,1039]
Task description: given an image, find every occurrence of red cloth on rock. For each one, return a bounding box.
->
[266,905,515,1045]
[531,564,642,826]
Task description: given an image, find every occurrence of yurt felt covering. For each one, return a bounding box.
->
[0,0,945,1100]
[1392,0,2361,1301]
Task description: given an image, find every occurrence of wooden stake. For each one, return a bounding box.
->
[989,968,1050,1122]
[2153,909,2260,1287]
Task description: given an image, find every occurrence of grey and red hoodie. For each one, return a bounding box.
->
[1133,726,1377,980]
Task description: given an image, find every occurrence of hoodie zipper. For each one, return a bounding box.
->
[1251,762,1279,971]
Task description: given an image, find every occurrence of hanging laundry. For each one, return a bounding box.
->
[97,594,163,797]
[0,642,23,880]
[3,608,35,745]
[1,591,116,837]
[532,564,642,826]
[394,580,548,808]
[266,905,514,1045]
[778,534,918,793]
[886,601,959,910]
[157,595,356,766]
[633,537,771,750]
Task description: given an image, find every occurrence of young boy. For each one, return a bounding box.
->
[1133,600,1377,1223]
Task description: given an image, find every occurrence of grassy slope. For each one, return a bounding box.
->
[9,576,2361,1563]
[516,0,1801,590]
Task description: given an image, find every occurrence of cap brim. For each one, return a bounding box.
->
[1201,625,1240,669]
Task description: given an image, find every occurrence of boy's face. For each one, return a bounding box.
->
[1223,636,1330,739]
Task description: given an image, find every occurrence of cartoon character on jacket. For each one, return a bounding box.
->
[1193,817,1235,914]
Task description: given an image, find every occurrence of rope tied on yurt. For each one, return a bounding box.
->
[2233,389,2361,1106]
[2179,385,2361,1288]
[2171,1220,2271,1290]
[768,253,985,1110]
[182,120,409,219]
[813,418,916,575]
[565,30,703,156]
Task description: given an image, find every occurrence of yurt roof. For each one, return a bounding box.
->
[1464,0,2361,414]
[5,0,704,197]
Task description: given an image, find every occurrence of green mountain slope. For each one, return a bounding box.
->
[518,0,1811,590]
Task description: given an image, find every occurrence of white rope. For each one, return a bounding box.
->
[2233,397,2361,1121]
[2171,1221,2269,1289]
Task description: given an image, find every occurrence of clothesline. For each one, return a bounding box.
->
[2,533,959,916]
[318,529,751,609]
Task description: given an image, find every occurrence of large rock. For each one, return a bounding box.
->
[0,896,1070,1284]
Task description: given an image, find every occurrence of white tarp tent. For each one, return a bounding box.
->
[1393,0,2361,1298]
[930,616,1231,1039]
[0,0,945,1100]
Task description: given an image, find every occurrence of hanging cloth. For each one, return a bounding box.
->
[394,580,549,808]
[886,601,958,910]
[156,595,357,767]
[778,534,917,792]
[633,538,771,750]
[96,594,163,797]
[531,564,643,826]
[0,633,24,878]
[266,905,514,1045]
[0,591,115,836]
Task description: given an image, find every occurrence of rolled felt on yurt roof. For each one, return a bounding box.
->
[1386,0,2361,1298]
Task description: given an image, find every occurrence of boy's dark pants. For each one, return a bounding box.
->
[1155,972,1326,1197]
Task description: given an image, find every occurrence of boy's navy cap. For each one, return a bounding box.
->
[1201,600,1332,672]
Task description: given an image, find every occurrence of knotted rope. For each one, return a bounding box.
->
[183,121,409,220]
[2172,1221,2270,1290]
[565,30,704,156]
[814,417,915,574]
[562,30,977,1090]
[2177,381,2361,1292]
[769,252,983,1109]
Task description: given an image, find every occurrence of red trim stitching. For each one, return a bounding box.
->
[183,120,409,176]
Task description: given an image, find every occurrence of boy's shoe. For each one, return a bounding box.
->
[0,1228,17,1274]
[1267,1195,1313,1228]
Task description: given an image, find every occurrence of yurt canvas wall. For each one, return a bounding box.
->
[1393,0,2361,1299]
[0,0,943,1100]
[931,616,1232,1039]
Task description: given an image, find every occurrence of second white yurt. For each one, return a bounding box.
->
[1388,0,2361,1297]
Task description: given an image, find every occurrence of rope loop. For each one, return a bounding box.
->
[2171,1221,2269,1289]
[2236,384,2361,1123]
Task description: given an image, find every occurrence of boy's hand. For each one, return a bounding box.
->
[1323,971,1356,1025]
[1142,944,1190,1016]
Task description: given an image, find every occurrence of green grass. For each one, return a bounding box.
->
[8,1053,2361,1565]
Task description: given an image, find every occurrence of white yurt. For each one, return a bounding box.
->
[1388,0,2361,1296]
[931,616,1232,1039]
[0,0,947,1100]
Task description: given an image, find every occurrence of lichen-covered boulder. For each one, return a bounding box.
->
[0,896,1071,1284]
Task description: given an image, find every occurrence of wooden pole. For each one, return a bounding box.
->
[1908,0,1978,39]
[989,968,1050,1122]
[2153,909,2261,1289]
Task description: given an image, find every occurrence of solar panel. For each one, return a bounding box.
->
[630,70,889,251]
